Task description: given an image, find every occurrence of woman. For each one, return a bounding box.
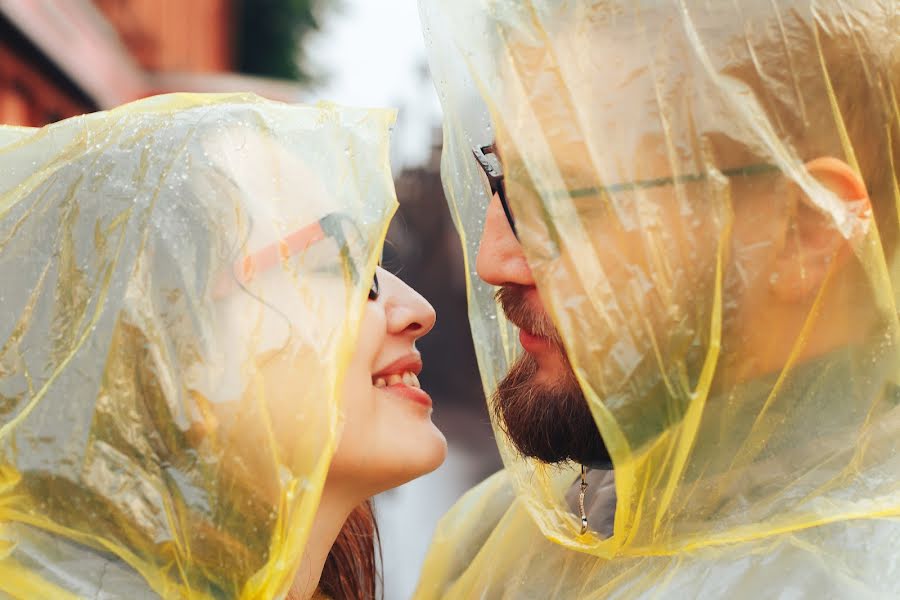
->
[0,93,447,599]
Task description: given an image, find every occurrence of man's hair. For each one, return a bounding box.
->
[495,3,898,242]
[722,3,899,253]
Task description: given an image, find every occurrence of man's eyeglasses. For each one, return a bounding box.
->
[474,141,780,237]
[473,144,517,238]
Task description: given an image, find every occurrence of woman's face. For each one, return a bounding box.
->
[213,218,445,499]
[329,267,446,494]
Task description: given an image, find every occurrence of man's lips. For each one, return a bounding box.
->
[519,328,553,353]
[500,287,559,353]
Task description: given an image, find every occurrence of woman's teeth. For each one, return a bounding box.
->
[403,372,420,388]
[373,372,420,389]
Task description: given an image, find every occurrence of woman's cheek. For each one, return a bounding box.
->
[341,301,387,424]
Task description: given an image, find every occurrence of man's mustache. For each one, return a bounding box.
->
[495,285,564,347]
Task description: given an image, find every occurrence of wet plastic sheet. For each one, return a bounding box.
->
[0,93,397,599]
[416,1,900,597]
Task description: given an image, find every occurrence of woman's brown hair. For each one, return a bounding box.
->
[318,500,381,599]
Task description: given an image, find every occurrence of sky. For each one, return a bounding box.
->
[304,0,443,174]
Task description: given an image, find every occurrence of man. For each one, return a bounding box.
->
[416,1,900,597]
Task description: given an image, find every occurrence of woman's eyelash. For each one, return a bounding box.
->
[368,273,380,300]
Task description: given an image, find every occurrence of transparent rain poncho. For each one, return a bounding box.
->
[0,94,397,599]
[417,1,900,597]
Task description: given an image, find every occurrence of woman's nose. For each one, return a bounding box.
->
[382,271,436,338]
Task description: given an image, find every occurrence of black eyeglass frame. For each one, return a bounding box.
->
[474,142,780,239]
[472,144,517,237]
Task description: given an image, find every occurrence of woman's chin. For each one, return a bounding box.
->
[389,429,449,491]
[388,426,448,489]
[421,424,449,473]
[384,403,448,475]
[331,423,448,496]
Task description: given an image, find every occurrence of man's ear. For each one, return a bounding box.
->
[770,157,871,303]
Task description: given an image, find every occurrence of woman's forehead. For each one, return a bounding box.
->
[200,125,336,252]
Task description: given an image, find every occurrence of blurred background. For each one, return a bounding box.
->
[0,1,500,597]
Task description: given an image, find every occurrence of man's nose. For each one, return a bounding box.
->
[476,194,535,287]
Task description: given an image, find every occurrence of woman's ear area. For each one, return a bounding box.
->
[770,156,872,303]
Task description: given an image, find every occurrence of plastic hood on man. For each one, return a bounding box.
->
[416,1,900,597]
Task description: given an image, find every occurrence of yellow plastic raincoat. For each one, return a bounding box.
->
[417,1,900,597]
[0,93,397,599]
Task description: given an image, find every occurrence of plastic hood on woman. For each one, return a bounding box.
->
[0,93,397,599]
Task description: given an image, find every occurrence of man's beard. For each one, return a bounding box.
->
[492,286,611,467]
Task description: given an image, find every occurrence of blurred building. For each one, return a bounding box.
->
[0,0,304,127]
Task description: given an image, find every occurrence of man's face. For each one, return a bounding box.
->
[477,185,610,467]
[474,24,802,467]
[475,124,767,467]
[477,119,808,467]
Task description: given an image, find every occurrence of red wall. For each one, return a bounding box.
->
[0,0,233,127]
[95,0,233,73]
[0,42,91,127]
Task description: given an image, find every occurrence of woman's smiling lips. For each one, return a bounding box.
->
[372,354,432,409]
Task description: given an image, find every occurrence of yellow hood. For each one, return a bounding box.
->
[416,1,900,597]
[0,93,397,599]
